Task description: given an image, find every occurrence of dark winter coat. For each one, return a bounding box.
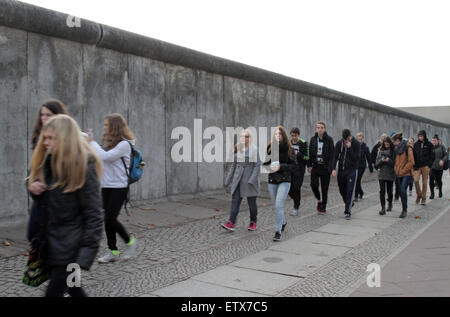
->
[359,143,374,172]
[332,137,361,172]
[375,148,396,181]
[307,132,335,173]
[31,155,103,270]
[291,138,309,175]
[413,131,434,169]
[263,142,296,184]
[371,142,382,167]
[431,144,448,171]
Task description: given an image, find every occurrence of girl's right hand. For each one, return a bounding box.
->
[28,181,47,195]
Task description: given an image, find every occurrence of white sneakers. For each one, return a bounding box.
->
[123,236,137,260]
[98,236,137,263]
[98,251,120,263]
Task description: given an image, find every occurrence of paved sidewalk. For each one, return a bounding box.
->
[143,174,450,297]
[349,203,450,297]
[1,172,449,297]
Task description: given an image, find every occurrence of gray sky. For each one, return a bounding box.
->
[20,0,450,108]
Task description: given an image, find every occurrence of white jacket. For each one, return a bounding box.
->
[89,139,135,188]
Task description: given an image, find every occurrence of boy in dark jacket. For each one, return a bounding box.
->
[355,132,374,201]
[308,121,335,215]
[412,130,434,205]
[332,129,361,220]
[288,128,309,216]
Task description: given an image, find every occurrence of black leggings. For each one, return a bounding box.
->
[355,167,366,198]
[429,169,443,194]
[379,180,394,207]
[289,168,306,209]
[102,188,130,251]
[310,169,331,209]
[46,266,87,297]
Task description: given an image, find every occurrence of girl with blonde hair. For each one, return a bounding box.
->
[222,129,261,231]
[28,99,68,243]
[28,114,103,297]
[88,113,137,263]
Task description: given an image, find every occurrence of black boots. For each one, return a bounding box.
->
[379,206,386,215]
[399,210,407,218]
[430,191,435,199]
[386,202,393,212]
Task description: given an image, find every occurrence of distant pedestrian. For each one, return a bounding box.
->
[407,138,415,195]
[392,133,415,218]
[429,135,447,199]
[222,129,261,232]
[332,129,361,220]
[375,137,395,215]
[371,133,388,167]
[89,114,138,263]
[263,126,295,241]
[354,132,374,202]
[28,115,103,297]
[288,127,309,216]
[307,121,335,215]
[27,100,68,244]
[412,130,434,205]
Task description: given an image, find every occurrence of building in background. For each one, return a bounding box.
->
[398,106,450,125]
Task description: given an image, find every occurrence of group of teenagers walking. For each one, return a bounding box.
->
[23,99,448,297]
[221,121,449,242]
[26,99,138,297]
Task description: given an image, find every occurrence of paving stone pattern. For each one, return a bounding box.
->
[0,175,448,297]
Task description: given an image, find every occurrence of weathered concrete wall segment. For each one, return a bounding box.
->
[1,0,449,224]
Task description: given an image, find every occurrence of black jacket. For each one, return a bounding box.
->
[371,142,382,167]
[413,132,434,169]
[263,142,296,184]
[359,143,374,172]
[307,132,335,173]
[291,138,309,174]
[32,155,103,270]
[332,137,361,172]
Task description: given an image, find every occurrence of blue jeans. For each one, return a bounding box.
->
[399,176,413,211]
[268,182,291,233]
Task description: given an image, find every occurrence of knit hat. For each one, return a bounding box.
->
[392,132,403,141]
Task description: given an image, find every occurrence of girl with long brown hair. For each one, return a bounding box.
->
[375,136,396,215]
[88,113,137,263]
[263,126,295,241]
[28,114,103,297]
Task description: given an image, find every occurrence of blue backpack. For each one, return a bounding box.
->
[121,141,145,215]
[121,141,145,184]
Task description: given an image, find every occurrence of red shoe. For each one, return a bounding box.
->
[248,222,257,231]
[318,203,326,214]
[316,202,322,213]
[221,221,235,232]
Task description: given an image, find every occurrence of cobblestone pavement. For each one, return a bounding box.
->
[1,173,449,297]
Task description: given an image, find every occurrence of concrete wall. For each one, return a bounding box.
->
[1,0,449,224]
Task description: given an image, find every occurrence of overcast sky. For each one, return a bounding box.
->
[19,0,450,108]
